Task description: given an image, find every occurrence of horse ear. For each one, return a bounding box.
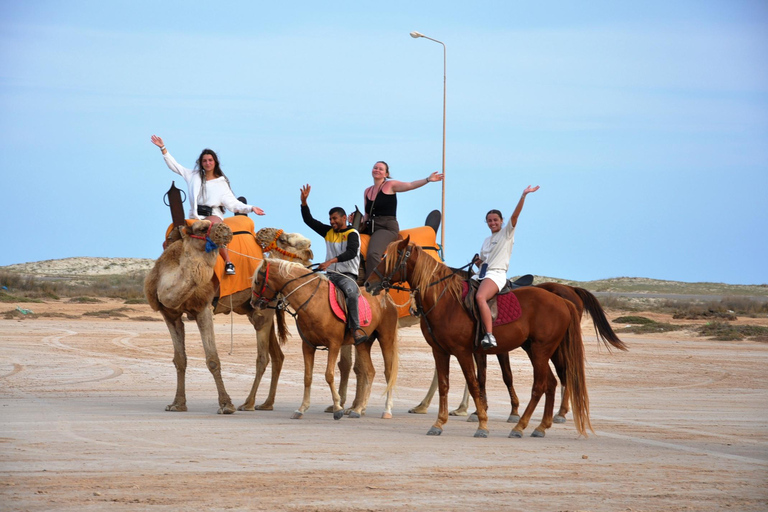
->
[401,235,411,247]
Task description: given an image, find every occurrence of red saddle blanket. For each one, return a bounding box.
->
[328,281,372,327]
[462,281,522,326]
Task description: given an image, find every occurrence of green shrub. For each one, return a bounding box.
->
[698,321,768,341]
[613,316,655,325]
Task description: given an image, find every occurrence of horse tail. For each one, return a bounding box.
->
[275,307,289,344]
[562,300,593,437]
[573,287,628,352]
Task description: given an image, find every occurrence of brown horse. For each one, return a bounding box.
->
[251,258,399,420]
[366,237,592,438]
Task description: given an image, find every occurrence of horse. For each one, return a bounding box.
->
[366,237,593,438]
[412,281,627,424]
[251,258,400,420]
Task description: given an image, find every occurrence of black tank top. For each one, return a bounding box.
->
[365,188,397,217]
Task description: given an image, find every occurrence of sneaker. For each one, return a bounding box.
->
[353,328,369,346]
[480,333,497,350]
[225,262,236,275]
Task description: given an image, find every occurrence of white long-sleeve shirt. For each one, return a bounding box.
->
[163,152,253,219]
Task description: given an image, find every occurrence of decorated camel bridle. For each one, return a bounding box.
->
[187,224,219,252]
[258,229,305,261]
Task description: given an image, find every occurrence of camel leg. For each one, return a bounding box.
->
[293,342,316,419]
[324,344,345,420]
[498,353,521,423]
[451,385,471,417]
[162,311,188,412]
[326,344,352,413]
[347,343,375,419]
[410,368,438,414]
[196,308,235,415]
[509,349,554,438]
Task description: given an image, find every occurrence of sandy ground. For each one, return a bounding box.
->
[1,300,767,511]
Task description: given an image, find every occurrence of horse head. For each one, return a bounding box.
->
[365,236,414,295]
[250,259,279,310]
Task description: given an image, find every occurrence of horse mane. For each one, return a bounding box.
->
[382,241,463,303]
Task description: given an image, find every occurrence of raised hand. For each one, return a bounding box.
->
[300,184,311,206]
[523,185,540,195]
[151,135,165,148]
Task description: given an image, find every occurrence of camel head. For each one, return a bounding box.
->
[182,220,233,250]
[256,228,313,265]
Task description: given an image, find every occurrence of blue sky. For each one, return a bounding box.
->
[2,1,766,284]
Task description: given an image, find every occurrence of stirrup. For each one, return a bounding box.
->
[353,328,369,346]
[480,333,497,350]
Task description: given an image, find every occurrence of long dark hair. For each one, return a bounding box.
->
[195,148,230,201]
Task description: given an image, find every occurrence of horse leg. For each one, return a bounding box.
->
[410,368,437,414]
[162,310,188,412]
[348,343,375,419]
[460,352,489,437]
[324,344,345,420]
[509,348,553,438]
[293,342,316,419]
[497,353,521,423]
[348,349,368,415]
[195,308,235,414]
[551,346,570,423]
[326,344,352,413]
[466,352,488,423]
[529,364,558,437]
[379,328,399,420]
[427,350,451,436]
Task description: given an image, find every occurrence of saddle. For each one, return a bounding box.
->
[461,274,532,348]
[328,281,373,327]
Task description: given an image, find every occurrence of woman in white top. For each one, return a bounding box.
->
[473,185,539,349]
[151,135,265,275]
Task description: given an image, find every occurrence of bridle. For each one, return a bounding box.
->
[370,244,413,293]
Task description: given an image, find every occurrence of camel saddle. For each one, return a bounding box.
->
[328,281,372,327]
[462,274,532,347]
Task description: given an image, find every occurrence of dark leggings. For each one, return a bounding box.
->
[364,216,399,280]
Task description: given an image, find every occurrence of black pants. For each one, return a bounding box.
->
[328,272,362,333]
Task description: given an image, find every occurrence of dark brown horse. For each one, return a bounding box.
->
[366,238,592,438]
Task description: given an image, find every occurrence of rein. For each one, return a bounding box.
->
[252,262,327,351]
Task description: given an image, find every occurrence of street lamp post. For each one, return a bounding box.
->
[410,31,446,258]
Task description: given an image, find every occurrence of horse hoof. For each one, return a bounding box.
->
[165,404,187,412]
[507,414,521,423]
[466,413,478,423]
[218,404,236,415]
[381,412,393,420]
[333,410,344,420]
[348,411,361,419]
[324,405,334,413]
[553,415,567,424]
[449,410,468,417]
[291,411,303,420]
[531,429,546,438]
[427,427,442,436]
[237,404,255,411]
[409,406,428,414]
[255,403,274,411]
[474,429,489,438]
[509,430,523,438]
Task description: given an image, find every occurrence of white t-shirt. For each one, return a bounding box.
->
[163,152,253,219]
[479,221,516,274]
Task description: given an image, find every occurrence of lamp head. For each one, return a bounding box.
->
[410,31,424,38]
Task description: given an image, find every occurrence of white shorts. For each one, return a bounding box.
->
[471,270,507,292]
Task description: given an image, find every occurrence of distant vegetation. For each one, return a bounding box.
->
[1,270,146,302]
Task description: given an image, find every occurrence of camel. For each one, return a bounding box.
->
[146,220,314,414]
[144,220,236,414]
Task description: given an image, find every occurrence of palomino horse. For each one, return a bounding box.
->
[366,237,592,438]
[413,282,627,424]
[251,259,399,420]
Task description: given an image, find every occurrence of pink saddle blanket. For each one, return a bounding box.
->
[462,281,522,326]
[328,281,372,327]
